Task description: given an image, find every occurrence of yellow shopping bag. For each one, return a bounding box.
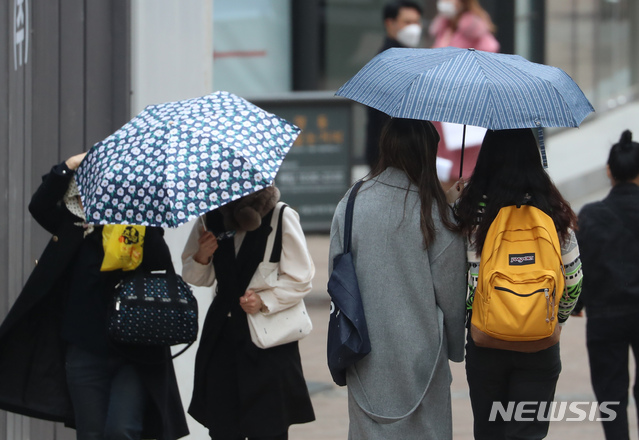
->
[100,225,146,271]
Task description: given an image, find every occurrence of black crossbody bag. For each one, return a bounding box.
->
[109,269,198,357]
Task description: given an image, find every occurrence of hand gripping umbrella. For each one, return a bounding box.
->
[336,47,595,177]
[75,91,299,228]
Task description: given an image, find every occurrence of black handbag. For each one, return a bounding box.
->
[109,269,198,349]
[327,180,371,386]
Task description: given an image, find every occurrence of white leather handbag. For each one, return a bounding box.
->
[246,202,313,349]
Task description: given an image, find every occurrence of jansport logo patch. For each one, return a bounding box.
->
[509,253,535,265]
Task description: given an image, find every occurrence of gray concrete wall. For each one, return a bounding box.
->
[0,1,130,438]
[129,2,214,437]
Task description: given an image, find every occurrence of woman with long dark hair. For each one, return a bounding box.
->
[455,128,583,439]
[329,118,467,439]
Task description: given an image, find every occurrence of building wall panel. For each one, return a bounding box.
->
[0,2,130,439]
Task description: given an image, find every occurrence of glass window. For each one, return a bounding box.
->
[213,0,291,95]
[321,0,437,91]
[212,1,639,113]
[596,0,633,108]
[545,0,638,111]
[323,0,386,91]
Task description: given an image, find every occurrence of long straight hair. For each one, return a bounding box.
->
[455,128,577,254]
[370,118,456,248]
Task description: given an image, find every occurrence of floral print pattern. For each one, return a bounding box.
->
[76,91,299,228]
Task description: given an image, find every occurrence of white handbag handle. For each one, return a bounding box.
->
[262,202,286,262]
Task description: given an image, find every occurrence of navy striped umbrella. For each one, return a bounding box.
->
[336,47,594,172]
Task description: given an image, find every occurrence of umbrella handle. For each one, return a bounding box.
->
[459,125,467,180]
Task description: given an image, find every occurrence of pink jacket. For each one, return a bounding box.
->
[429,12,500,53]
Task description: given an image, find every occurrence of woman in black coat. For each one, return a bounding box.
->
[0,153,189,440]
[181,187,315,440]
[576,130,639,439]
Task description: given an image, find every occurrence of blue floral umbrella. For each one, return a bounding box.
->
[75,91,299,228]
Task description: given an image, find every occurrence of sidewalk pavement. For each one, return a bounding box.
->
[289,234,638,440]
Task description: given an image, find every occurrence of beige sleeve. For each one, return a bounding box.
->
[181,217,217,287]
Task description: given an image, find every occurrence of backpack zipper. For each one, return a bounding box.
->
[545,288,550,322]
[494,286,548,297]
[494,286,556,323]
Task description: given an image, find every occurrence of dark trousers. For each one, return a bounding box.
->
[586,312,639,440]
[465,336,561,440]
[65,344,147,440]
[208,319,289,440]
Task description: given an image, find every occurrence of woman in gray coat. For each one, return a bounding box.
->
[329,118,467,439]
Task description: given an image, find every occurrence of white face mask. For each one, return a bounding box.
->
[437,1,458,19]
[396,23,422,48]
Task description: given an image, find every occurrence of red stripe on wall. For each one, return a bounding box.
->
[213,50,267,59]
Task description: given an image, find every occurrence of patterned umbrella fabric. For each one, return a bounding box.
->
[336,47,594,130]
[76,91,299,228]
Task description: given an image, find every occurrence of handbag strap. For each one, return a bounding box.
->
[344,181,364,253]
[109,341,194,364]
[269,204,287,263]
[131,270,180,302]
[262,202,287,263]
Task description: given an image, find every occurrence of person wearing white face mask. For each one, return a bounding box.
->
[365,1,423,170]
[396,23,422,48]
[429,0,499,190]
[382,1,423,49]
[430,0,498,51]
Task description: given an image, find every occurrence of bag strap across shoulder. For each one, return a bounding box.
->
[344,181,364,253]
[262,201,287,263]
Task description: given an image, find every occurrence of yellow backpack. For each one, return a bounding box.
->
[471,205,565,348]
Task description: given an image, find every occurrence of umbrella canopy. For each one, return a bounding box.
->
[76,91,299,228]
[336,47,594,130]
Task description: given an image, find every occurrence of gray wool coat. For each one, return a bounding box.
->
[329,167,467,440]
